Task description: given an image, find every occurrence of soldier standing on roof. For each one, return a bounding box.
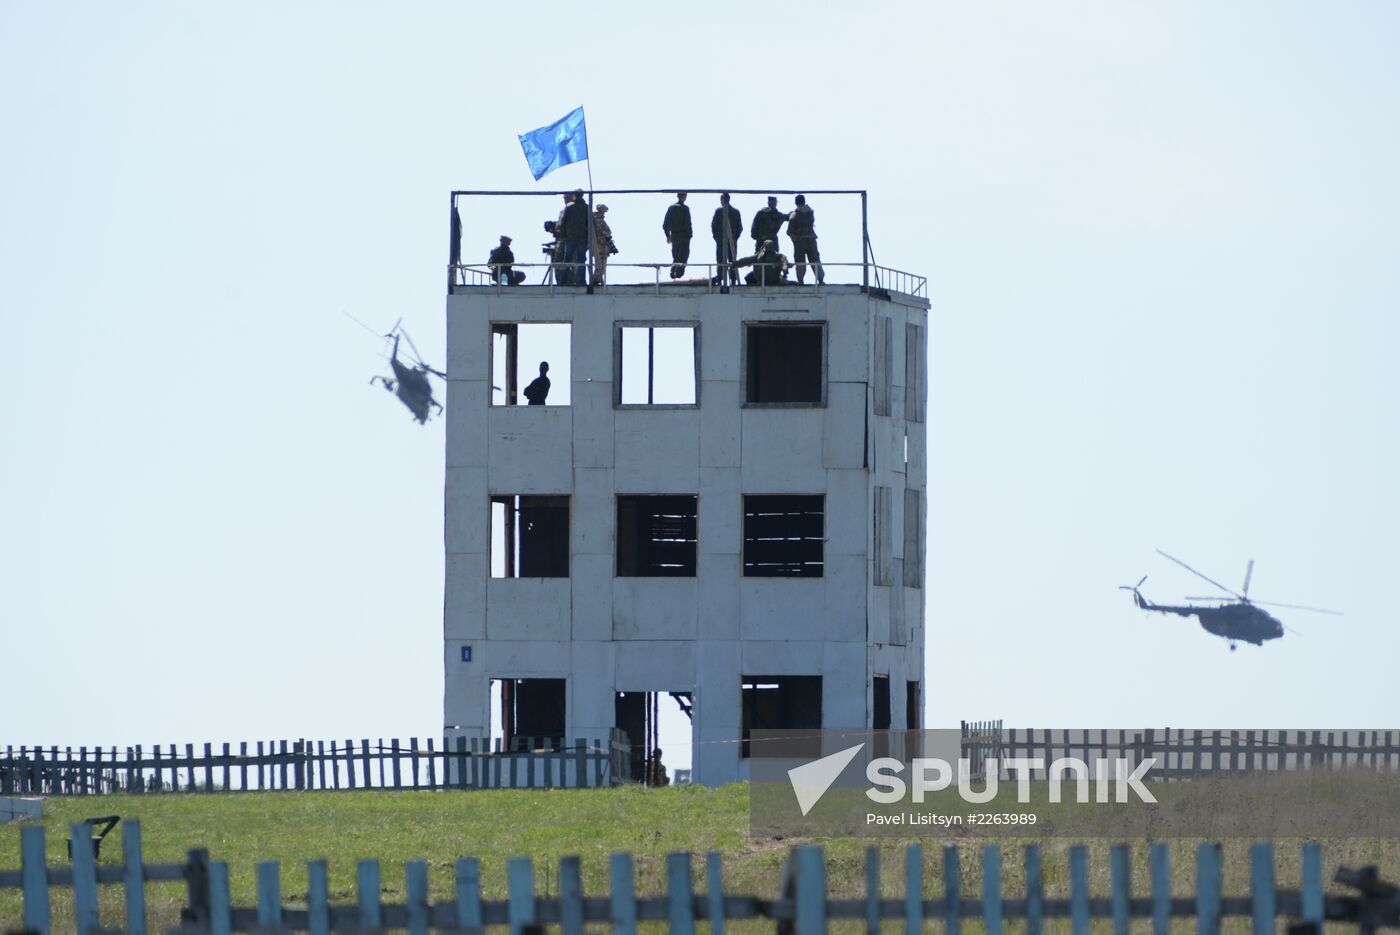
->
[591,203,615,285]
[787,194,824,285]
[711,193,743,286]
[750,196,787,252]
[663,192,692,279]
[559,189,591,286]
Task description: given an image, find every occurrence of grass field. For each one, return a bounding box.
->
[3,784,1398,932]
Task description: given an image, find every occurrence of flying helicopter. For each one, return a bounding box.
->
[367,320,445,424]
[1121,550,1341,651]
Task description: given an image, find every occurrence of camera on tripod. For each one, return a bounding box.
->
[541,219,560,256]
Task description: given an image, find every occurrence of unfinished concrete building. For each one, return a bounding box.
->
[442,189,928,786]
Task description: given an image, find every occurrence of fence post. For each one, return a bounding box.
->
[1110,845,1130,935]
[708,851,727,935]
[1250,843,1275,935]
[122,820,146,935]
[610,852,637,935]
[1069,846,1089,935]
[559,856,584,935]
[257,860,283,928]
[1196,843,1222,935]
[863,847,879,935]
[1025,846,1043,935]
[794,846,827,935]
[358,859,383,929]
[210,861,232,935]
[941,844,958,935]
[668,852,696,935]
[1301,843,1323,926]
[21,824,51,935]
[407,860,431,935]
[456,858,484,933]
[70,822,100,934]
[1150,843,1171,935]
[184,848,212,931]
[507,856,536,935]
[308,860,330,935]
[983,846,1002,935]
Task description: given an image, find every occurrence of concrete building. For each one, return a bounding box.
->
[442,196,928,786]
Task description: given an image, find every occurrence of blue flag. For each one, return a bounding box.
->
[518,107,589,181]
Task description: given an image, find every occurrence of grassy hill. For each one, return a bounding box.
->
[3,784,1396,932]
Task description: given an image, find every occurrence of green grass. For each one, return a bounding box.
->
[3,785,1398,933]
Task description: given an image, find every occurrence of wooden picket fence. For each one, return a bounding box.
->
[0,733,632,796]
[7,821,1400,935]
[959,725,1400,782]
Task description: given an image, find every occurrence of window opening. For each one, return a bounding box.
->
[741,675,822,758]
[906,680,922,759]
[614,691,693,785]
[616,495,698,576]
[903,489,923,588]
[491,322,571,406]
[743,495,824,578]
[618,324,697,405]
[489,678,565,752]
[745,323,824,404]
[874,486,892,586]
[490,495,569,577]
[873,675,892,758]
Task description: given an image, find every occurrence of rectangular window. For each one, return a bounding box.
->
[743,495,824,578]
[873,316,892,416]
[741,675,822,758]
[873,676,891,731]
[906,681,921,731]
[745,323,824,405]
[490,678,565,752]
[490,495,569,577]
[616,495,698,577]
[905,323,926,423]
[902,489,923,588]
[874,486,893,586]
[491,322,571,406]
[617,324,698,406]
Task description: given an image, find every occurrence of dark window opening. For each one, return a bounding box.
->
[873,676,891,730]
[906,680,921,731]
[615,691,693,785]
[873,675,892,758]
[616,495,697,577]
[491,322,571,406]
[741,675,822,758]
[743,495,824,578]
[491,495,569,577]
[745,324,823,404]
[618,325,698,406]
[903,489,923,588]
[491,678,565,752]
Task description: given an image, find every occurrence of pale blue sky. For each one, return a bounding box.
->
[2,2,1396,748]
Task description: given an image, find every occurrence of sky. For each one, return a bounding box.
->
[2,2,1397,753]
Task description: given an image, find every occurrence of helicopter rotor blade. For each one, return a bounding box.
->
[1156,549,1244,600]
[399,327,429,367]
[1283,623,1305,636]
[1249,600,1343,616]
[1242,559,1254,598]
[1184,595,1234,602]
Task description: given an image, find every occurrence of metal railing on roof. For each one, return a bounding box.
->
[450,261,927,299]
[447,188,922,297]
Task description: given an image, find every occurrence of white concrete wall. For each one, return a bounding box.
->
[444,285,928,785]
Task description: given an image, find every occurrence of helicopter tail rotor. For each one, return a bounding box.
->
[1119,575,1148,608]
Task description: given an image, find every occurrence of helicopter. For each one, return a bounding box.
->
[1121,550,1341,651]
[368,321,445,424]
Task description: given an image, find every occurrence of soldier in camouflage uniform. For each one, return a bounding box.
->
[786,193,824,285]
[749,196,787,252]
[733,239,790,286]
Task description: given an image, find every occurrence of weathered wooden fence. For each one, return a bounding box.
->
[960,725,1400,781]
[7,821,1400,935]
[0,733,632,796]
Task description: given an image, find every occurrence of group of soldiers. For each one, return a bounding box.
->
[486,190,824,288]
[665,191,824,287]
